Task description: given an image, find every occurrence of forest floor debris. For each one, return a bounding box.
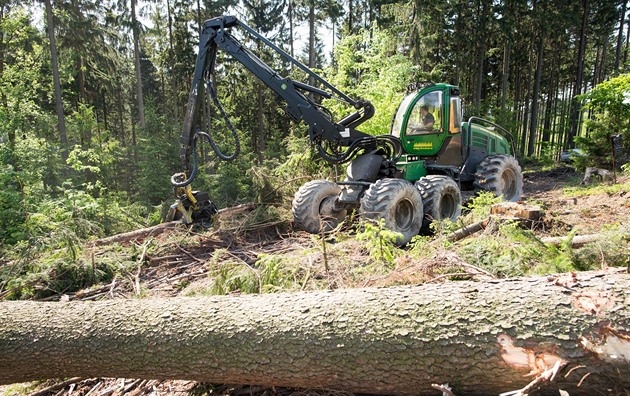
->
[1,166,630,396]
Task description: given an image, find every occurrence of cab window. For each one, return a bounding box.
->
[406,91,442,135]
[449,96,462,134]
[391,93,416,137]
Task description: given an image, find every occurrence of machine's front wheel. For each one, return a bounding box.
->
[474,155,523,202]
[292,180,347,234]
[415,175,462,228]
[360,178,424,246]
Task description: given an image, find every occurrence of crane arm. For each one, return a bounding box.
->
[168,15,401,225]
[178,16,382,176]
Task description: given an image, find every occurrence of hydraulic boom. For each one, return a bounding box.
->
[167,15,402,224]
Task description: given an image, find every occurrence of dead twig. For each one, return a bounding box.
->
[564,365,586,378]
[27,377,84,396]
[499,360,564,396]
[577,372,591,387]
[134,240,152,296]
[177,244,204,263]
[83,381,103,396]
[431,383,455,396]
[125,380,148,396]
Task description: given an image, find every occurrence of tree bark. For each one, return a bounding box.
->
[131,0,145,130]
[166,0,179,124]
[625,10,630,70]
[614,0,626,73]
[528,30,544,157]
[568,0,589,148]
[519,41,533,156]
[501,41,510,111]
[307,0,316,88]
[44,0,68,153]
[1,271,629,395]
[0,2,11,153]
[256,83,264,164]
[288,0,294,58]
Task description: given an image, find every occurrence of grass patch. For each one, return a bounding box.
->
[564,178,630,197]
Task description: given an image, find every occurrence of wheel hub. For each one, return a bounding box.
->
[394,199,414,231]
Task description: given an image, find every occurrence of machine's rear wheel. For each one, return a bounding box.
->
[474,155,523,202]
[292,180,347,234]
[360,178,423,246]
[415,175,462,228]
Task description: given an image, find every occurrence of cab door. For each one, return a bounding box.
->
[391,87,450,157]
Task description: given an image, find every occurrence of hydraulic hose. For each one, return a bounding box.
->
[316,135,403,165]
[203,80,240,161]
[170,78,241,188]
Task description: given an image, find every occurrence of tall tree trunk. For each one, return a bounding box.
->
[593,42,601,90]
[196,0,202,33]
[101,89,108,132]
[166,0,179,123]
[625,13,630,70]
[512,64,521,125]
[528,31,544,157]
[256,83,264,164]
[0,1,20,180]
[131,0,145,131]
[347,0,353,33]
[568,0,589,148]
[520,41,534,156]
[597,35,607,84]
[130,93,137,147]
[551,83,563,157]
[1,272,629,395]
[72,0,86,110]
[501,41,510,111]
[614,0,626,73]
[0,3,10,151]
[475,42,484,108]
[288,0,294,58]
[474,0,486,108]
[308,0,316,87]
[542,54,557,150]
[44,0,68,153]
[561,83,572,149]
[116,76,126,145]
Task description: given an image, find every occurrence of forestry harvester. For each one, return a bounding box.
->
[167,16,523,244]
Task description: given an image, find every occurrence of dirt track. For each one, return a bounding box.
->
[522,167,630,235]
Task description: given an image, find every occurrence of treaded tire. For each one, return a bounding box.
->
[474,155,523,202]
[292,180,346,234]
[415,175,462,228]
[360,178,424,246]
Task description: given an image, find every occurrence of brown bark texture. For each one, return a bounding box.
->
[1,271,629,395]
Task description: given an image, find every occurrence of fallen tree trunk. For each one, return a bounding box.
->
[542,233,630,248]
[448,218,489,241]
[1,271,629,395]
[90,221,182,246]
[90,204,256,246]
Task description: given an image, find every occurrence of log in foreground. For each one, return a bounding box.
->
[1,271,629,395]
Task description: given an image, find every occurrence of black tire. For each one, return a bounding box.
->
[474,155,523,202]
[360,178,424,246]
[292,180,347,234]
[415,175,462,228]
